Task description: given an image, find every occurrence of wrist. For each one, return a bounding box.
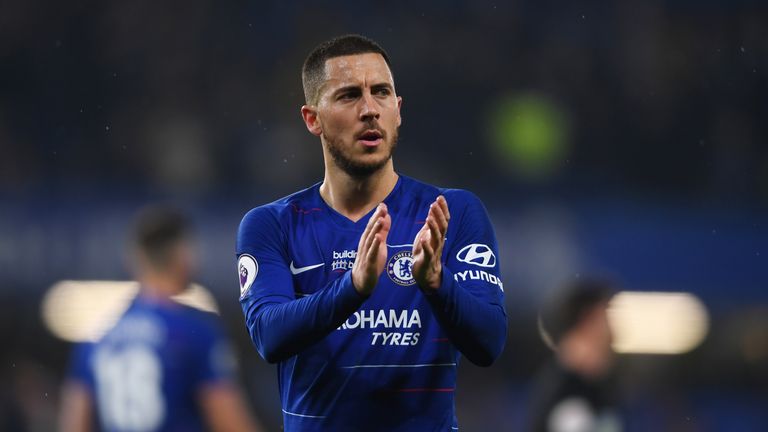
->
[419,267,442,292]
[351,269,373,296]
[351,270,364,294]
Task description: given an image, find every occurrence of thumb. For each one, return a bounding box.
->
[412,232,423,256]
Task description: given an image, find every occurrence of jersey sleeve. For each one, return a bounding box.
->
[190,314,238,387]
[237,206,366,363]
[66,342,96,390]
[422,190,507,366]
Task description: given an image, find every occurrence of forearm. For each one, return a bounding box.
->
[59,381,93,432]
[244,271,365,363]
[200,384,265,432]
[423,267,507,366]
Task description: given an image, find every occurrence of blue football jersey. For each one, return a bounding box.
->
[237,174,506,431]
[69,295,236,432]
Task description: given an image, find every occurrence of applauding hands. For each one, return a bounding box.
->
[351,203,391,296]
[351,196,449,296]
[412,196,450,291]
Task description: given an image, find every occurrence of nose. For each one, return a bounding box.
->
[359,90,380,121]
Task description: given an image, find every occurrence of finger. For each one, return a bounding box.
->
[427,216,442,251]
[358,204,384,249]
[412,225,428,256]
[429,203,449,236]
[429,201,449,258]
[374,205,390,242]
[412,221,428,248]
[420,236,434,262]
[436,195,450,222]
[380,209,392,233]
[361,218,383,257]
[367,235,381,263]
[377,211,392,245]
[412,237,422,256]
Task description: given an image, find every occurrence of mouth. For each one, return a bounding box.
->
[357,129,383,147]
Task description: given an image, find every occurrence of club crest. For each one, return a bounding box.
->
[387,251,416,286]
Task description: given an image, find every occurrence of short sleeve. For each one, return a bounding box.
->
[190,315,237,387]
[66,342,96,390]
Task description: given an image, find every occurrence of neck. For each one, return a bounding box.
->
[320,160,398,222]
[557,333,611,379]
[139,272,186,299]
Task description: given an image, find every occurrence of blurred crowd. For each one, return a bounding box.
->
[1,0,766,201]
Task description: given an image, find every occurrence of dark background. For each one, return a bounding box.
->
[1,0,767,430]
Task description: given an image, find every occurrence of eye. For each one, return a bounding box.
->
[337,90,360,101]
[374,87,391,96]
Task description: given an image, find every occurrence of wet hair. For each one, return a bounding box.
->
[132,206,191,269]
[538,277,616,348]
[302,34,392,105]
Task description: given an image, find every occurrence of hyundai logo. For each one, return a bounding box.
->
[456,244,496,268]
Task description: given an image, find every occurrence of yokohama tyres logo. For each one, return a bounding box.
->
[456,244,496,268]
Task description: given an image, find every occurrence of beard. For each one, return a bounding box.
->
[325,127,399,178]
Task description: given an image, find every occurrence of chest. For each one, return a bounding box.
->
[286,204,440,298]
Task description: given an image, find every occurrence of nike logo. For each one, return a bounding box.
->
[289,261,324,275]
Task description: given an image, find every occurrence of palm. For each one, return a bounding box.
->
[411,196,450,291]
[352,204,391,296]
[411,227,431,276]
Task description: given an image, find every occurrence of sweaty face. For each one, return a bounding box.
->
[315,53,402,178]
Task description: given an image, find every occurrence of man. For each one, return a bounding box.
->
[60,207,261,432]
[529,278,622,432]
[237,34,507,431]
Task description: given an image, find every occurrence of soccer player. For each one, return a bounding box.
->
[529,278,622,432]
[60,207,261,432]
[237,34,507,431]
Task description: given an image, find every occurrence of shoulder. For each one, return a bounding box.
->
[240,183,321,228]
[238,184,322,253]
[440,188,485,210]
[401,175,487,214]
[177,302,220,324]
[67,341,97,380]
[170,303,224,343]
[400,174,484,203]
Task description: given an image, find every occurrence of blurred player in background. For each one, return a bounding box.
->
[529,278,622,432]
[237,34,506,430]
[60,207,262,432]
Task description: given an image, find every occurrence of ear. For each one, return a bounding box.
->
[301,105,322,136]
[396,96,403,127]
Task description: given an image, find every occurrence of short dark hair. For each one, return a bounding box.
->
[302,34,392,105]
[132,206,191,269]
[539,277,616,347]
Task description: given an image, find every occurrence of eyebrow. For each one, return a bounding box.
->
[331,85,362,96]
[371,83,394,92]
[331,82,394,97]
